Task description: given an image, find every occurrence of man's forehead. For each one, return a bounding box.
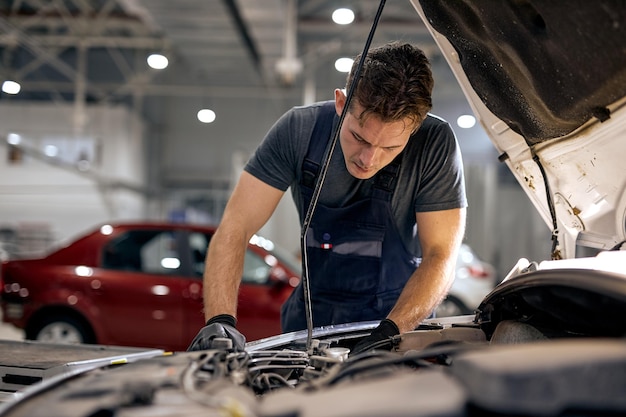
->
[346,115,413,147]
[350,101,421,135]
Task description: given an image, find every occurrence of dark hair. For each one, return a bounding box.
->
[346,42,433,132]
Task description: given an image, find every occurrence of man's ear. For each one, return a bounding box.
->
[334,89,346,116]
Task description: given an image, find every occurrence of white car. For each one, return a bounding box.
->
[1,2,625,416]
[437,243,497,317]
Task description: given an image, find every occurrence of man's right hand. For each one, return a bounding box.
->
[187,314,246,352]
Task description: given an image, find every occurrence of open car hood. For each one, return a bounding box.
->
[412,0,626,258]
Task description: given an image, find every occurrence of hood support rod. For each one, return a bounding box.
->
[300,0,387,353]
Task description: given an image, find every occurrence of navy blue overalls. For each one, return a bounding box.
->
[281,102,421,332]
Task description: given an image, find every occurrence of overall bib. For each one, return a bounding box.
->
[281,102,421,332]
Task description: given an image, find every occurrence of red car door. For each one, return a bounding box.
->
[93,229,189,350]
[236,249,288,341]
[180,232,295,345]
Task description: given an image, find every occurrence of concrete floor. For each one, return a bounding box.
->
[0,311,25,342]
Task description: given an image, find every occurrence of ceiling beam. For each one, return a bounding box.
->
[0,33,168,49]
[222,0,262,77]
[17,80,303,99]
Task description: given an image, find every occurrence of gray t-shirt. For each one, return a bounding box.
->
[245,101,467,257]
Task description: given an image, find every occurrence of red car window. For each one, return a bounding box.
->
[102,230,182,276]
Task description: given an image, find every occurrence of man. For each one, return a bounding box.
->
[188,42,467,354]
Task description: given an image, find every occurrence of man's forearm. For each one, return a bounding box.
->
[203,227,248,321]
[198,171,286,323]
[387,253,456,333]
[389,208,466,333]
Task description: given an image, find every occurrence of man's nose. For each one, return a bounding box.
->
[359,147,379,167]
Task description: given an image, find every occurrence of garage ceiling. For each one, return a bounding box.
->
[0,0,494,252]
[0,0,451,107]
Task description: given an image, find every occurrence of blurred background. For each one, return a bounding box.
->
[0,0,553,328]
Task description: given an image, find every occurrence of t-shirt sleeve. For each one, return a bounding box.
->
[244,107,310,192]
[413,117,467,212]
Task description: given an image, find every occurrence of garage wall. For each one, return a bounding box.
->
[156,95,301,185]
[0,102,147,253]
[0,97,552,279]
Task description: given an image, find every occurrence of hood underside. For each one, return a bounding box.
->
[417,0,626,144]
[413,0,626,258]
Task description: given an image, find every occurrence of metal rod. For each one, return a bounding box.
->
[300,0,387,352]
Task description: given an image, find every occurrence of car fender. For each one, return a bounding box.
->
[25,287,107,343]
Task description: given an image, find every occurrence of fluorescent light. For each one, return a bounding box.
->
[7,133,21,145]
[457,114,476,129]
[197,109,216,123]
[44,145,58,157]
[147,53,168,70]
[2,80,21,95]
[332,8,355,25]
[335,57,353,73]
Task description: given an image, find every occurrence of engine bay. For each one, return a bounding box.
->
[1,262,626,417]
[1,316,625,417]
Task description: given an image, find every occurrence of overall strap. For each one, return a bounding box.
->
[372,154,402,201]
[301,101,337,190]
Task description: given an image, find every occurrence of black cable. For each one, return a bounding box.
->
[532,152,561,260]
[354,336,396,352]
[300,0,387,353]
[323,341,482,387]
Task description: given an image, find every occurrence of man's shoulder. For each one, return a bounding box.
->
[422,113,452,129]
[275,101,334,131]
[293,100,335,110]
[291,100,335,118]
[409,113,456,146]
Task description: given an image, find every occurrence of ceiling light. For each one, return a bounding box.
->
[332,8,355,25]
[147,53,168,70]
[334,57,353,73]
[457,114,476,129]
[7,133,21,145]
[2,80,21,95]
[197,109,216,124]
[44,145,58,157]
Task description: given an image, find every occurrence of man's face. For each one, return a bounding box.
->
[334,89,414,180]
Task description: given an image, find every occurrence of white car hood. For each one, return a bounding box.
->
[412,0,626,259]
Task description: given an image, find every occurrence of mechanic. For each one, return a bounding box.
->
[187,41,467,355]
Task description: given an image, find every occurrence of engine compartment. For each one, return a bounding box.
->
[2,264,626,417]
[1,318,625,417]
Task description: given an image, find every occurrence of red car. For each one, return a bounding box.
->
[0,222,301,351]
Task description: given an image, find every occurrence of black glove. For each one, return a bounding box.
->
[187,314,246,352]
[350,319,399,356]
